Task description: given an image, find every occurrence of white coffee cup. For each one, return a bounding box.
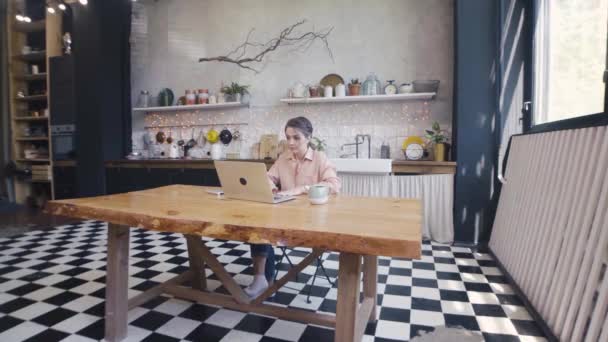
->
[308,184,330,205]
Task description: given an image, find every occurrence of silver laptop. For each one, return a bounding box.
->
[214,161,295,204]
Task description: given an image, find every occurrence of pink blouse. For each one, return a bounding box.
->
[267,148,341,194]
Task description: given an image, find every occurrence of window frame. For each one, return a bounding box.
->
[524,0,608,134]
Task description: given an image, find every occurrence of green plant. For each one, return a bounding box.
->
[350,78,360,85]
[425,121,448,144]
[310,137,327,151]
[221,82,250,95]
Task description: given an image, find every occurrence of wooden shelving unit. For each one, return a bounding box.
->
[13,115,49,121]
[15,94,47,101]
[17,73,47,81]
[7,1,63,206]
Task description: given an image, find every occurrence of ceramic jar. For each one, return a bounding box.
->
[335,83,346,97]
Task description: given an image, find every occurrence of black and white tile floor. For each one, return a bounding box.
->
[0,221,547,341]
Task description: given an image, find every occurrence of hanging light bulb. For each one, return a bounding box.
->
[47,6,56,14]
[24,17,32,23]
[16,14,24,21]
[79,0,88,5]
[58,3,66,11]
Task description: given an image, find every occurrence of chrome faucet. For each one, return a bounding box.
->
[340,134,371,159]
[357,134,371,159]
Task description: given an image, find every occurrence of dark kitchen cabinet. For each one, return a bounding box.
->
[53,166,77,200]
[105,167,220,194]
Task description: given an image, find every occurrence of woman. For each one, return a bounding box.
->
[245,116,341,297]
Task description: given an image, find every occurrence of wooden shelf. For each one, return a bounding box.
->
[13,20,46,33]
[8,0,62,205]
[133,102,247,113]
[16,137,49,142]
[16,158,50,162]
[13,51,46,62]
[16,95,47,102]
[24,179,52,184]
[280,92,436,105]
[17,73,47,81]
[14,116,49,121]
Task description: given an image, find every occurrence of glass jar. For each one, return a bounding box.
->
[362,73,381,95]
[138,90,150,108]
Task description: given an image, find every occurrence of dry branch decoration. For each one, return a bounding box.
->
[198,20,334,73]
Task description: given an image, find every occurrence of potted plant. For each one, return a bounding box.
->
[425,121,449,161]
[348,78,361,96]
[310,137,327,151]
[221,82,250,103]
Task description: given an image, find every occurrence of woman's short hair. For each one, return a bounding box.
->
[285,116,313,138]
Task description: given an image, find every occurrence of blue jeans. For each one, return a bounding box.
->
[250,244,275,282]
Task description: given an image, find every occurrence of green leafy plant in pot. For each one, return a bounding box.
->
[348,78,361,96]
[310,137,327,151]
[221,82,250,103]
[425,121,449,161]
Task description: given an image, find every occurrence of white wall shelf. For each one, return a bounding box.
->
[280,92,436,105]
[133,102,247,113]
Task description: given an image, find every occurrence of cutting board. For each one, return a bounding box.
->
[259,134,278,159]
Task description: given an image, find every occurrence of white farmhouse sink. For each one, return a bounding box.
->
[330,158,392,175]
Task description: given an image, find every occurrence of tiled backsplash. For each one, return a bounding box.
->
[132,102,450,159]
[130,0,454,159]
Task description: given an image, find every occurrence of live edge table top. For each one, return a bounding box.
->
[46,185,422,258]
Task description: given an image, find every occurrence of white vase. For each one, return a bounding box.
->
[211,144,222,160]
[335,83,346,97]
[324,85,333,97]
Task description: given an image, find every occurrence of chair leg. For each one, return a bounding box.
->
[306,256,321,304]
[318,256,334,286]
[274,247,299,282]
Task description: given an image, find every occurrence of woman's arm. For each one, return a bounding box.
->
[317,157,341,194]
[267,161,280,192]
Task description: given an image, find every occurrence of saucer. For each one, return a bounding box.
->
[309,197,328,205]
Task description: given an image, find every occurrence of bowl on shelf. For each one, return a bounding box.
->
[412,80,440,93]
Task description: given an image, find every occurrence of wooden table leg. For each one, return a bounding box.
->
[335,252,362,342]
[185,235,207,290]
[363,255,378,322]
[105,223,130,342]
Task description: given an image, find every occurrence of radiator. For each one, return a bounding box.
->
[339,174,454,244]
[489,126,608,341]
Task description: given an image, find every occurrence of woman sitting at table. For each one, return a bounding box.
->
[245,116,341,297]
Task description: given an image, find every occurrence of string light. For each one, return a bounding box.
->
[136,99,438,158]
[79,0,88,5]
[15,14,24,21]
[47,6,56,14]
[58,3,66,11]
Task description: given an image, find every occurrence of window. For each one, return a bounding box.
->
[532,0,608,126]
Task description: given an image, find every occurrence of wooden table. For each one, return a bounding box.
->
[45,185,422,342]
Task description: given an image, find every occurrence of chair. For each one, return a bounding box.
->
[274,247,335,303]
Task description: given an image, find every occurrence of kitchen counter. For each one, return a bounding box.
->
[105,159,456,174]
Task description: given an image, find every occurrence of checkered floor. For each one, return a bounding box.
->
[0,220,548,341]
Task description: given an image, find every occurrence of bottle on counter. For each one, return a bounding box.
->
[381,141,390,159]
[185,89,196,105]
[197,89,209,104]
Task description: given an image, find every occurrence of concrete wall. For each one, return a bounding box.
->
[130,0,454,159]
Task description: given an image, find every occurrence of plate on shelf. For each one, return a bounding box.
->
[320,73,345,88]
[402,136,426,161]
[157,88,174,106]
